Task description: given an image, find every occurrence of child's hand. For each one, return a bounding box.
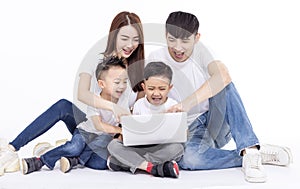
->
[113,133,123,141]
[117,134,123,141]
[112,104,131,122]
[166,103,184,113]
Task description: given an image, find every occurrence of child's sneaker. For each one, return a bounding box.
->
[107,156,130,172]
[242,149,267,183]
[260,144,293,166]
[60,157,79,173]
[151,160,179,178]
[0,145,20,176]
[22,157,44,175]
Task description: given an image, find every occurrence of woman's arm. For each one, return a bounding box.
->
[91,115,122,134]
[168,60,232,112]
[77,73,131,117]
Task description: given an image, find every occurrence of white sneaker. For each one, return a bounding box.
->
[33,139,68,157]
[0,145,20,176]
[242,149,267,183]
[32,142,54,157]
[260,144,293,166]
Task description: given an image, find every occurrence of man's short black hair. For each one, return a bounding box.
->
[166,11,199,39]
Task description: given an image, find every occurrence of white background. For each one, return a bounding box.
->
[0,0,299,188]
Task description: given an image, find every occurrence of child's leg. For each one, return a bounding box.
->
[107,139,147,173]
[76,134,113,170]
[40,129,86,169]
[142,143,184,164]
[22,129,86,174]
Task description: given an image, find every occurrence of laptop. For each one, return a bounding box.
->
[120,112,187,146]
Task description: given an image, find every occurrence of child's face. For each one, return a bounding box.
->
[166,32,200,62]
[142,76,173,106]
[98,67,128,102]
[116,25,140,59]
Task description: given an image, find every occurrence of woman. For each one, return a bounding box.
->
[0,11,145,175]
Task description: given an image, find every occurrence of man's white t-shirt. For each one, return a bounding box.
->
[147,42,215,125]
[133,96,178,115]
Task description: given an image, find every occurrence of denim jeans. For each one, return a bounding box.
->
[40,129,110,170]
[9,98,108,170]
[10,99,86,151]
[77,129,111,170]
[178,82,259,170]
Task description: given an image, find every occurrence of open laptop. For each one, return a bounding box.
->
[120,112,187,146]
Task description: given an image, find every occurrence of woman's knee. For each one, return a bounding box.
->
[53,99,72,111]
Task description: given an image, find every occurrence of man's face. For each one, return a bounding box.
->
[166,32,199,62]
[142,76,172,106]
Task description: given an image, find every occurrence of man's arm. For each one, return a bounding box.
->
[168,60,232,112]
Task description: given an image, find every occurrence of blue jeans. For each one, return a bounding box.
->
[178,82,259,170]
[40,129,110,170]
[9,99,108,170]
[10,99,86,151]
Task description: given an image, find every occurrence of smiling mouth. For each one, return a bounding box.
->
[123,48,133,55]
[116,90,123,95]
[173,51,184,59]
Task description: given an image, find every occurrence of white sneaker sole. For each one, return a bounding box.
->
[0,158,20,176]
[21,159,28,175]
[242,168,267,183]
[33,142,53,157]
[60,157,70,173]
[33,139,68,157]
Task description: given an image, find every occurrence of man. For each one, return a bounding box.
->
[147,11,292,183]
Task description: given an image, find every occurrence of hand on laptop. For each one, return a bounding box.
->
[166,103,184,113]
[112,104,131,122]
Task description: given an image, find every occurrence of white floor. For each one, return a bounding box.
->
[1,141,299,189]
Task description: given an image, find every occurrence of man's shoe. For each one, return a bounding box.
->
[260,144,293,166]
[22,157,43,175]
[107,156,130,172]
[151,160,179,178]
[242,149,267,183]
[0,145,20,176]
[60,157,79,173]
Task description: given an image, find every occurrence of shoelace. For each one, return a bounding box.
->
[249,154,262,169]
[261,151,279,163]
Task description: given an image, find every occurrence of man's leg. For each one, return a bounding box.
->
[178,112,242,170]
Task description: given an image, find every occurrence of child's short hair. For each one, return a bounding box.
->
[166,11,199,39]
[95,56,126,80]
[144,62,173,83]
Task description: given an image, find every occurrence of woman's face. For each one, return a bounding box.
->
[116,25,140,59]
